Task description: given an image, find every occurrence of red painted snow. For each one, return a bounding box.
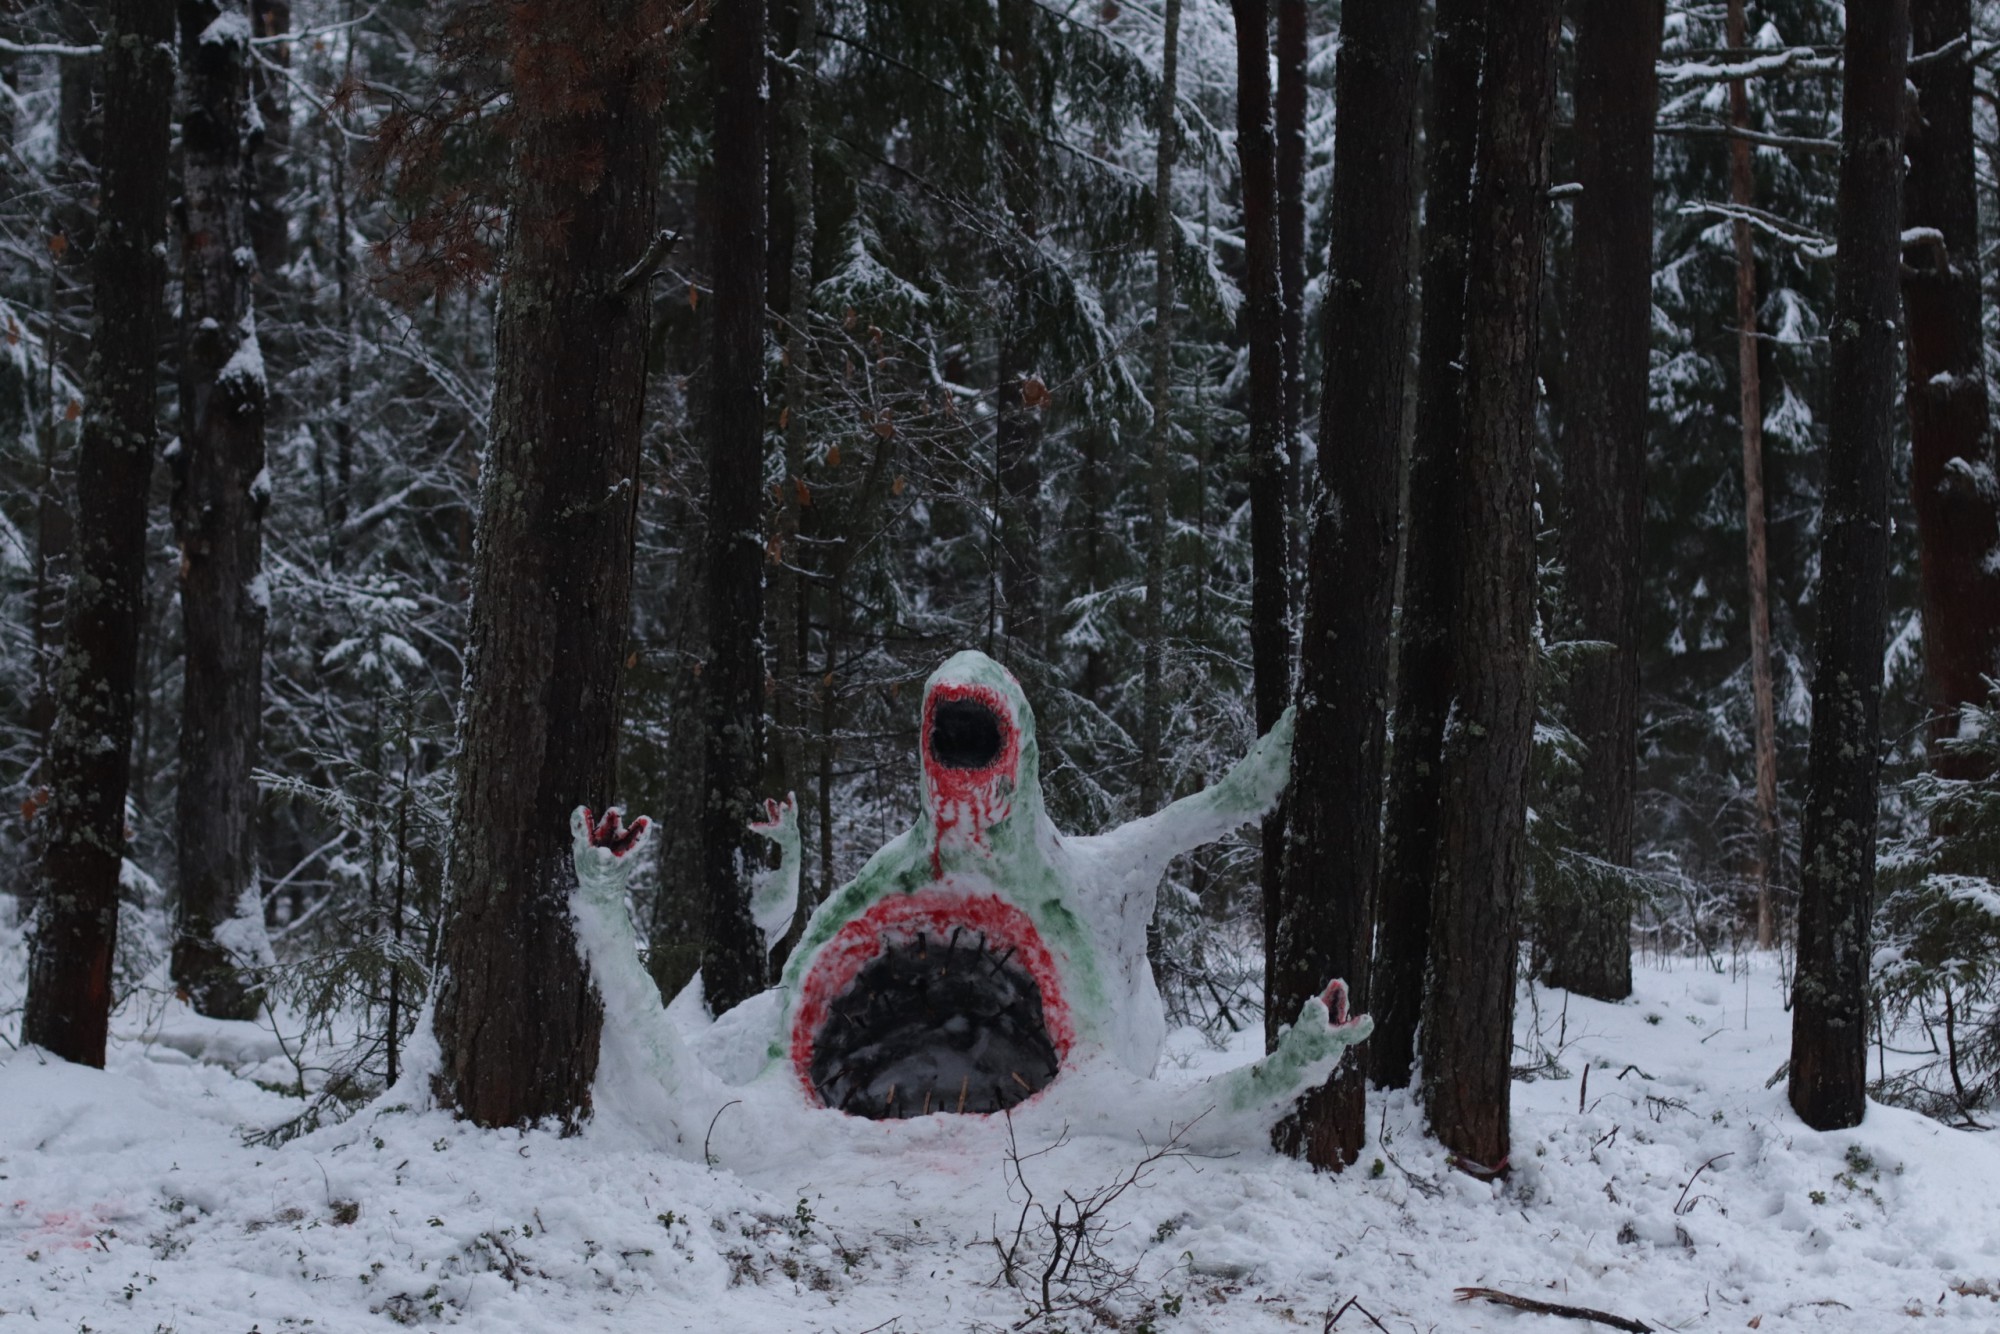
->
[920,682,1020,876]
[581,807,648,857]
[1320,977,1349,1026]
[790,885,1074,1107]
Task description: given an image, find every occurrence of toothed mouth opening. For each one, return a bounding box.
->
[792,889,1074,1119]
[808,929,1059,1118]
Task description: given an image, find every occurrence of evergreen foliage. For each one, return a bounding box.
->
[0,0,1995,1134]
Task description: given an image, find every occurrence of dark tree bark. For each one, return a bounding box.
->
[1790,0,1907,1134]
[1140,0,1184,818]
[29,3,104,752]
[247,2,292,279]
[1904,0,2000,783]
[1235,0,1293,1018]
[649,630,709,1002]
[698,0,772,1017]
[1370,0,1485,1092]
[170,0,271,1022]
[430,0,668,1128]
[1417,0,1561,1172]
[1274,0,1423,1170]
[1540,0,1664,1002]
[1275,0,1307,525]
[769,0,817,832]
[996,0,1048,667]
[22,0,175,1067]
[996,350,1046,660]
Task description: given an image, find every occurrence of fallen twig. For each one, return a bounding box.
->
[1326,1294,1392,1331]
[1674,1152,1733,1216]
[1454,1286,1651,1332]
[704,1099,742,1168]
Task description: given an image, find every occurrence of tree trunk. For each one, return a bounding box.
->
[430,0,666,1128]
[698,0,772,1017]
[1728,0,1781,952]
[1274,0,1423,1170]
[997,0,1047,669]
[30,3,104,751]
[1903,0,2000,783]
[170,0,271,1022]
[648,641,709,1002]
[1276,0,1308,541]
[996,349,1046,662]
[1417,0,1560,1172]
[1541,0,1663,1002]
[1790,0,1907,1134]
[247,2,291,278]
[22,0,175,1068]
[1140,0,1183,818]
[1370,0,1485,1092]
[771,0,818,838]
[1235,0,1293,1028]
[327,44,355,567]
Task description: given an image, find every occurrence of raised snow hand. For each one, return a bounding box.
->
[570,805,653,906]
[747,794,803,953]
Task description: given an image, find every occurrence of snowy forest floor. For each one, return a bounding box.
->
[5,932,2000,1331]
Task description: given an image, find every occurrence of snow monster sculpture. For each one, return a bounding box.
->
[568,650,1369,1148]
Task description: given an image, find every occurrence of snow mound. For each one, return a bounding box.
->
[5,957,2000,1330]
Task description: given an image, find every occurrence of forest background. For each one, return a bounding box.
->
[1,0,1994,1149]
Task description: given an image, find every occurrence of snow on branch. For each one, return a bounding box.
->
[1658,46,1839,87]
[1678,199,1834,261]
[1907,34,2000,70]
[0,36,99,57]
[250,7,379,48]
[1656,121,1839,156]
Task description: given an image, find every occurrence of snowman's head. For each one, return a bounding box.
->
[919,650,1040,870]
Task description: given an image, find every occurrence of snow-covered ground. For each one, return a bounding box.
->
[6,940,2000,1331]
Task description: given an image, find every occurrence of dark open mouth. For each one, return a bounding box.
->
[929,696,1004,770]
[807,927,1060,1118]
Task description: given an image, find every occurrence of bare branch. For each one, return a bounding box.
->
[1656,121,1839,155]
[1454,1287,1653,1333]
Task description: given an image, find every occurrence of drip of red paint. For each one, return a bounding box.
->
[920,682,1020,876]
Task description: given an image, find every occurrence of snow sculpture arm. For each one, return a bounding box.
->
[747,793,802,953]
[1079,705,1295,871]
[1163,979,1372,1147]
[568,806,698,1100]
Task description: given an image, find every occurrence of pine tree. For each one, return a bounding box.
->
[1419,0,1561,1171]
[430,0,683,1128]
[1538,0,1665,1002]
[1235,0,1294,1060]
[697,0,772,1016]
[1372,0,1486,1091]
[1726,0,1784,949]
[22,0,176,1066]
[170,0,272,1021]
[1790,0,1907,1134]
[1644,0,1845,918]
[1275,0,1422,1169]
[1903,0,2000,785]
